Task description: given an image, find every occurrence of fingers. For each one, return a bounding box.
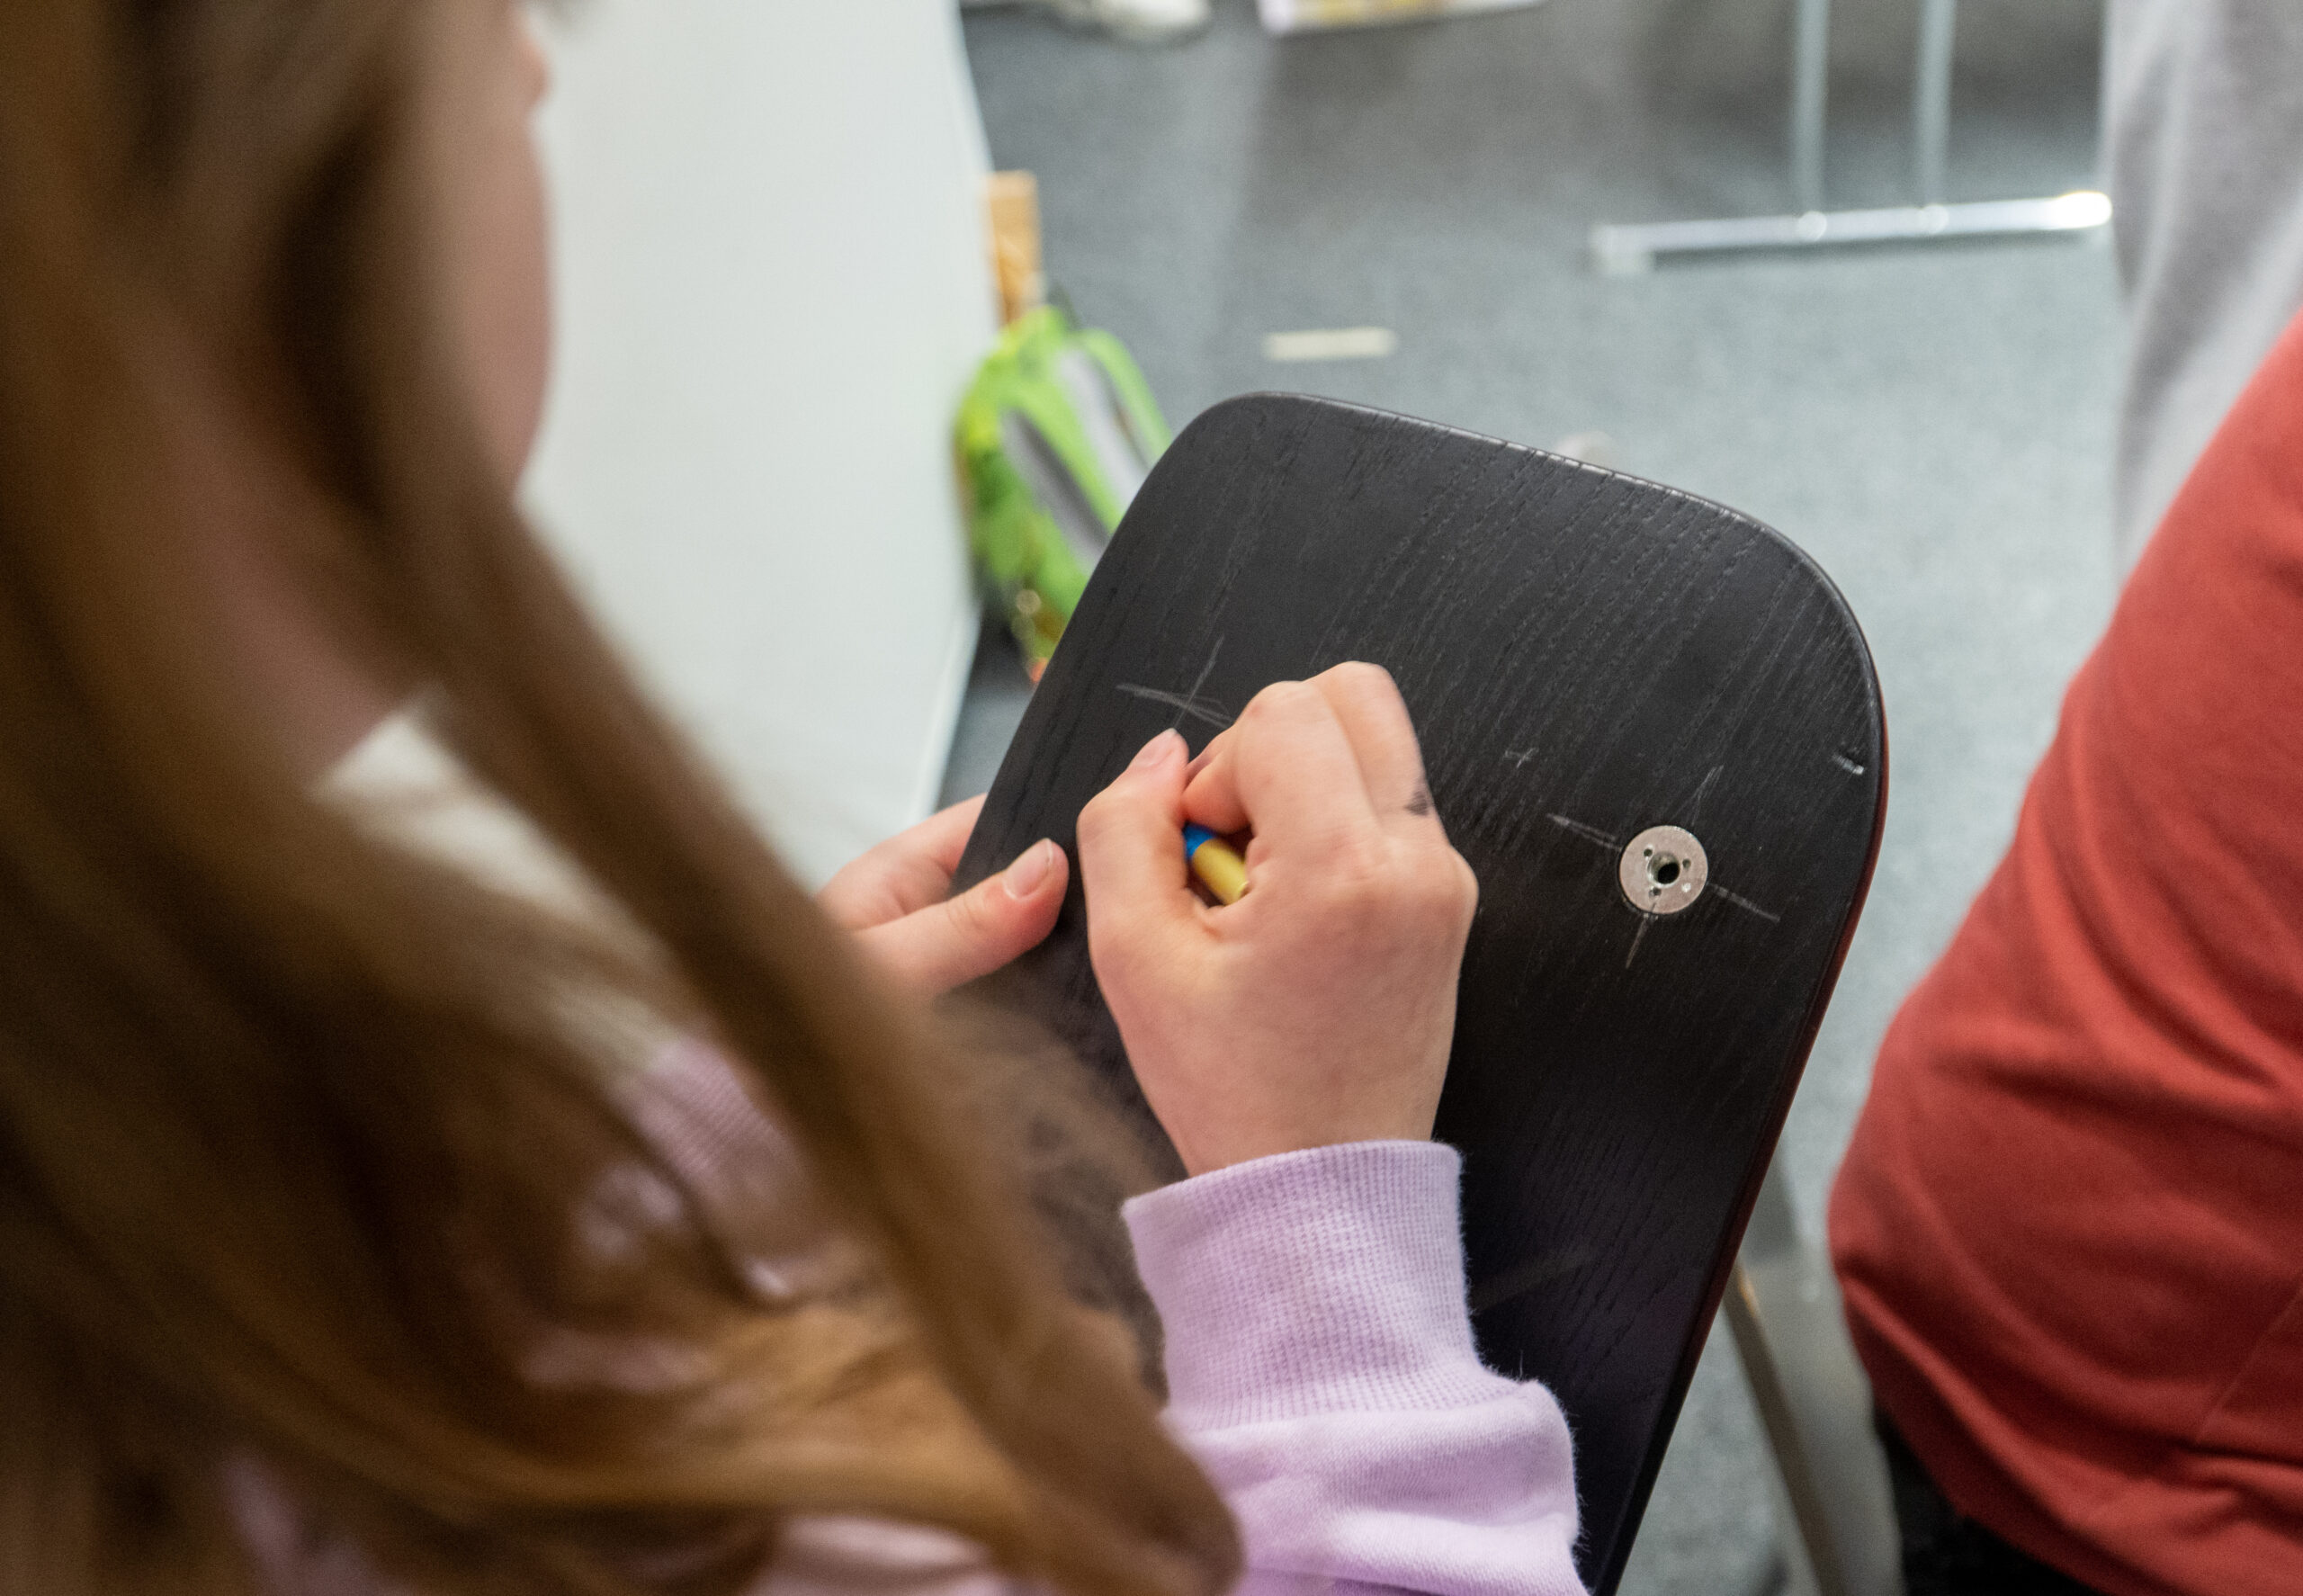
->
[1313,663,1436,827]
[1084,700,1479,1177]
[1225,680,1382,856]
[850,836,1067,994]
[1181,726,1248,835]
[1077,729,1202,953]
[905,794,988,874]
[819,795,986,930]
[1187,663,1437,847]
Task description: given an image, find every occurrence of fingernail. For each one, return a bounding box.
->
[1003,839,1055,900]
[1130,730,1181,772]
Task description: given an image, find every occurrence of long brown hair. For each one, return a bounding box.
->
[0,4,1238,1594]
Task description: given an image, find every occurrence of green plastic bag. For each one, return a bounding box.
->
[956,306,1171,677]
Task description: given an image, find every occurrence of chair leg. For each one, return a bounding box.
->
[1913,0,1958,203]
[1792,0,1832,212]
[1588,0,2106,268]
[1726,1264,1842,1596]
[1727,1160,1905,1596]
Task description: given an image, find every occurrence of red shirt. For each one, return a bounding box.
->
[1830,310,2303,1596]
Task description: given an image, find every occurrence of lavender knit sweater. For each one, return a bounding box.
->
[630,1044,1587,1595]
[642,1038,1587,1595]
[232,1122,1587,1596]
[1127,1141,1583,1593]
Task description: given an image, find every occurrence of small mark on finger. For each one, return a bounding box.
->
[1406,786,1434,817]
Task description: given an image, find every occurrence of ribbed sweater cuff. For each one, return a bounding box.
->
[1123,1141,1494,1429]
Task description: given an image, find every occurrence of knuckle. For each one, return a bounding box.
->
[1076,786,1121,842]
[947,880,1005,940]
[815,871,859,917]
[1318,842,1475,935]
[1405,848,1476,919]
[821,847,875,896]
[1315,842,1393,916]
[1450,853,1482,918]
[1330,659,1397,700]
[1240,678,1309,728]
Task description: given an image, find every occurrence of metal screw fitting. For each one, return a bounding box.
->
[1619,825,1709,916]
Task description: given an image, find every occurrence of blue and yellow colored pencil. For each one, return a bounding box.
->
[1182,823,1250,905]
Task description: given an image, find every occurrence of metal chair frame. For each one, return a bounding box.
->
[1592,0,2111,273]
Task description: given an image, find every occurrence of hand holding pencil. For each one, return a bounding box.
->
[1076,663,1478,1176]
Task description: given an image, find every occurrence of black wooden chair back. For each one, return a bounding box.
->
[954,393,1886,1594]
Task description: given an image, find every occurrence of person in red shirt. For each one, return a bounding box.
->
[1830,304,2303,1594]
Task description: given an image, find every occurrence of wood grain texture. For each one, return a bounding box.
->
[954,394,1886,1594]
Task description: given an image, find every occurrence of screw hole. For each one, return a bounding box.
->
[1650,855,1681,886]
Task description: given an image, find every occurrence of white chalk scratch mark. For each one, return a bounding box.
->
[1546,813,1619,852]
[1116,637,1232,733]
[1173,636,1226,732]
[1711,884,1782,924]
[1833,752,1867,776]
[1626,914,1653,969]
[1505,749,1538,769]
[1689,764,1725,816]
[1116,685,1234,730]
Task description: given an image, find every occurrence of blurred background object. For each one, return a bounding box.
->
[963,0,1214,46]
[1591,0,2110,273]
[966,164,1177,680]
[955,305,1172,677]
[524,0,997,887]
[2104,0,2303,569]
[987,169,1050,323]
[1257,0,1549,35]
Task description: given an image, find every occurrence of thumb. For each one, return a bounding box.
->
[852,839,1067,994]
[1078,731,1200,955]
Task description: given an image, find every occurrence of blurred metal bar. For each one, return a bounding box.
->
[1592,190,2110,273]
[1725,1158,1905,1596]
[1593,0,2110,274]
[1792,0,1832,213]
[1913,0,1958,204]
[1725,1268,1836,1596]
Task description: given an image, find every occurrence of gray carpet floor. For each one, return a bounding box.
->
[946,0,2124,1588]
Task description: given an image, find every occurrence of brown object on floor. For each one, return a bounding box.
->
[987,170,1045,326]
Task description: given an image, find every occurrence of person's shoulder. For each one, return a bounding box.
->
[2137,305,2303,602]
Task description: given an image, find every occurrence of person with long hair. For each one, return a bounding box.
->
[0,4,1583,1592]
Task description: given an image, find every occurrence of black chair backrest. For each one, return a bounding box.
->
[954,393,1886,1594]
